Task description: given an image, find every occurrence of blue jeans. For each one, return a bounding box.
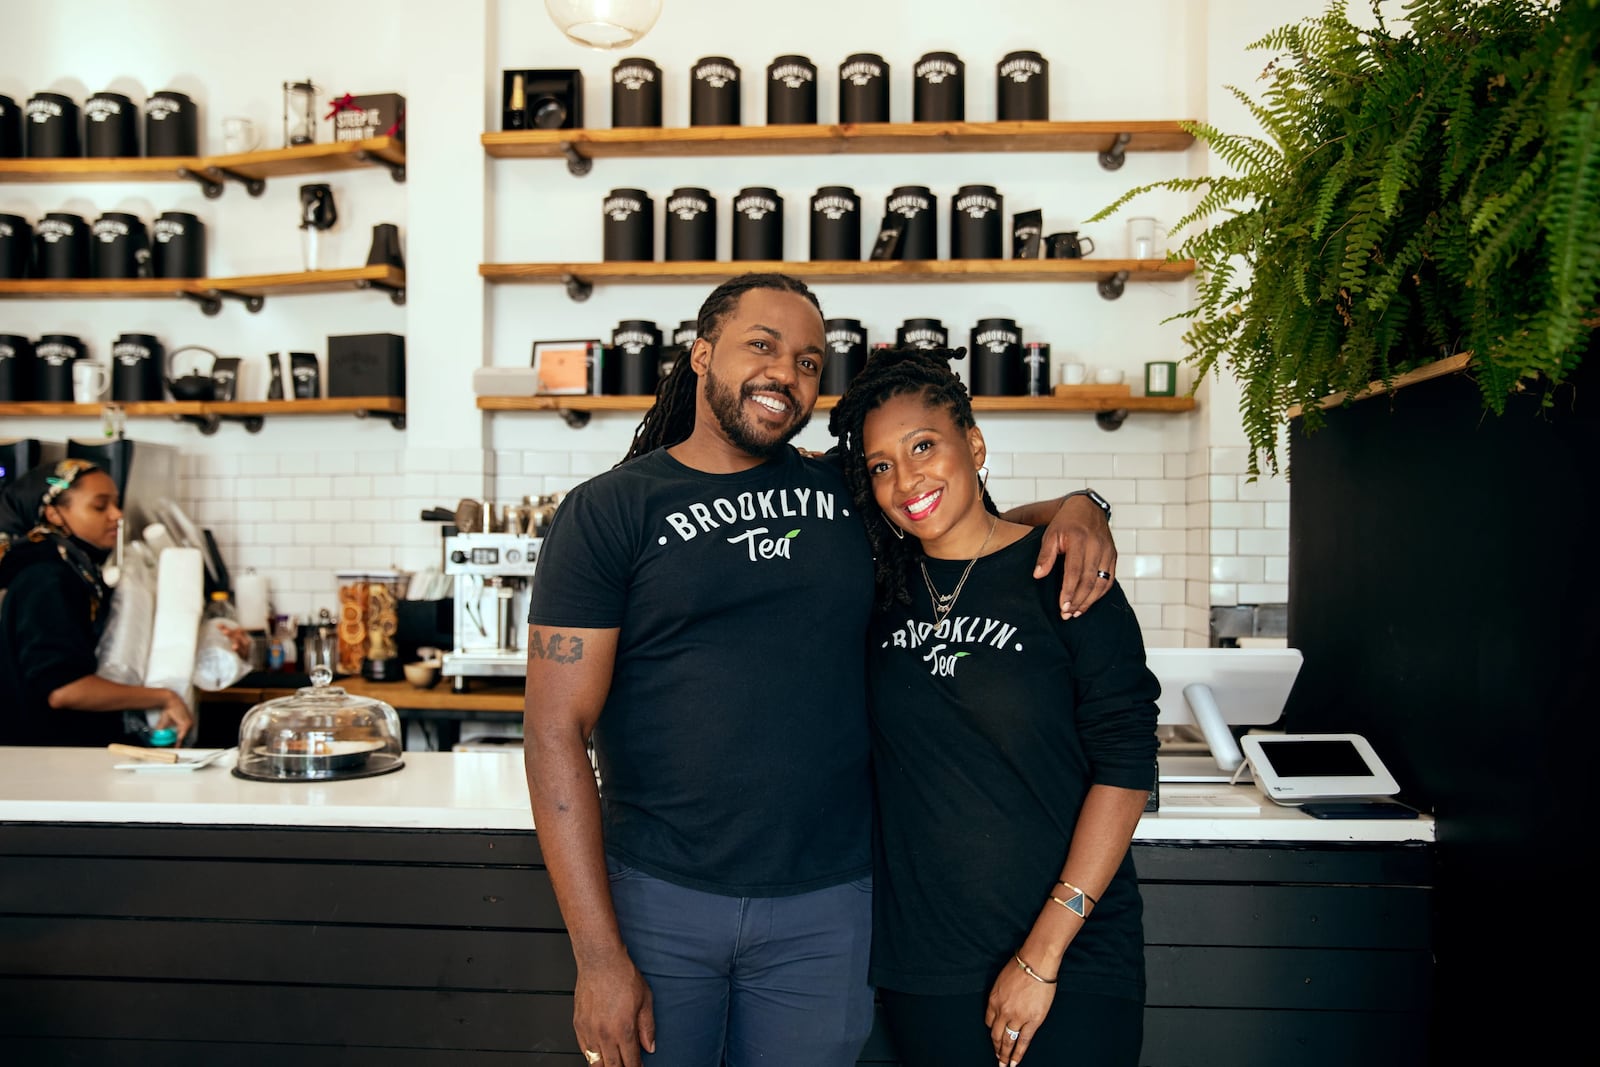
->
[606,856,874,1067]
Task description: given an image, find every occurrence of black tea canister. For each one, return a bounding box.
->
[84,90,140,157]
[690,57,741,126]
[90,212,150,279]
[1,94,23,157]
[886,186,938,260]
[34,212,90,279]
[607,320,662,395]
[810,186,861,261]
[0,214,31,278]
[913,52,965,122]
[111,333,166,403]
[665,187,717,261]
[33,334,85,402]
[732,186,783,261]
[823,318,868,394]
[1023,342,1051,396]
[951,184,1004,259]
[151,211,206,278]
[970,317,1024,396]
[612,57,662,128]
[897,318,948,350]
[767,55,817,125]
[144,90,198,156]
[673,320,698,348]
[602,189,654,262]
[838,54,889,123]
[24,92,81,157]
[997,51,1049,121]
[0,335,31,402]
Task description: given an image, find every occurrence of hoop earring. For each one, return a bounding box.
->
[880,511,905,539]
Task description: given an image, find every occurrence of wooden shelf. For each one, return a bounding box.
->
[0,401,205,417]
[0,266,405,311]
[483,120,1195,165]
[0,396,406,433]
[206,137,405,180]
[0,279,199,301]
[0,156,205,184]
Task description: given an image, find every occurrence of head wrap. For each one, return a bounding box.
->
[0,459,111,620]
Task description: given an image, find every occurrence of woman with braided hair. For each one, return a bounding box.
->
[828,346,1159,1067]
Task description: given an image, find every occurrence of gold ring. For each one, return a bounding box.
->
[583,1051,601,1065]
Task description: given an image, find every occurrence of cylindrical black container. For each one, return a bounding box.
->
[969,317,1024,396]
[838,54,889,124]
[673,320,698,348]
[913,52,965,122]
[886,186,937,260]
[34,212,90,279]
[0,94,23,158]
[690,57,741,126]
[733,186,783,261]
[602,189,654,262]
[33,334,85,402]
[1022,341,1051,397]
[151,211,206,278]
[0,214,31,278]
[767,55,817,125]
[997,51,1049,121]
[607,320,662,395]
[0,335,31,402]
[897,318,948,350]
[144,90,198,156]
[24,92,81,157]
[84,91,140,157]
[664,187,716,261]
[810,186,861,261]
[612,57,662,128]
[951,184,1004,259]
[822,318,867,395]
[110,333,166,403]
[90,212,150,279]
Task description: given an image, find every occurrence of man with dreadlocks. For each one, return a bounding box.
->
[522,273,1120,1067]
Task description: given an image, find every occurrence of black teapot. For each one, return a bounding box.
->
[166,344,217,401]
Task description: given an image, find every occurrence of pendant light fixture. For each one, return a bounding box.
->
[544,0,662,50]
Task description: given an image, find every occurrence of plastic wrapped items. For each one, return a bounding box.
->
[95,541,157,686]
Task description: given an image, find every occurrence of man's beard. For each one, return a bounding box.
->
[704,366,811,459]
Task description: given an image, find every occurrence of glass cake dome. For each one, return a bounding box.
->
[233,677,405,782]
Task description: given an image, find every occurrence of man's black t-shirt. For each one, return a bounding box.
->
[866,526,1159,1002]
[527,446,875,897]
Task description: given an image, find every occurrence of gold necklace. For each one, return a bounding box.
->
[919,512,998,627]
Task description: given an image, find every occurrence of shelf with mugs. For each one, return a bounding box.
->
[479,258,1194,302]
[0,264,406,314]
[0,137,406,198]
[0,396,406,434]
[481,121,1196,175]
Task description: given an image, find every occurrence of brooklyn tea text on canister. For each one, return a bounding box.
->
[24,92,80,158]
[144,90,198,156]
[111,333,166,403]
[673,320,698,348]
[90,212,149,279]
[0,214,31,278]
[913,52,964,122]
[84,90,139,157]
[0,335,31,402]
[0,94,21,158]
[810,186,861,261]
[970,318,1024,396]
[612,57,662,128]
[838,54,889,123]
[951,184,1004,259]
[897,318,948,350]
[34,212,90,279]
[1023,342,1051,396]
[733,186,783,261]
[152,211,206,278]
[767,55,817,125]
[34,334,85,403]
[690,57,741,127]
[886,186,937,260]
[822,318,867,395]
[664,187,716,262]
[607,320,662,396]
[602,188,654,262]
[997,51,1049,121]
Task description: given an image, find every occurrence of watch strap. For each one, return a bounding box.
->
[1065,488,1112,522]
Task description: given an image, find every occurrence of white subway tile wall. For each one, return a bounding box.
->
[180,445,1290,645]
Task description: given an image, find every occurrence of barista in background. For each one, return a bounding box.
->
[0,459,193,746]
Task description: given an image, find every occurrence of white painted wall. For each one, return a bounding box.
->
[2,0,1325,641]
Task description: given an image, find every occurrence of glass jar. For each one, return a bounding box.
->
[234,677,404,782]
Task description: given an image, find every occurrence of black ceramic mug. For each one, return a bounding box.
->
[951,185,1004,259]
[839,54,889,123]
[823,318,868,395]
[34,212,90,278]
[144,90,198,156]
[152,212,206,277]
[1045,231,1096,259]
[810,186,861,261]
[767,55,818,125]
[33,334,86,402]
[913,52,965,122]
[0,214,31,278]
[91,212,150,279]
[665,187,716,261]
[690,57,741,126]
[0,94,23,157]
[733,187,783,261]
[111,333,166,403]
[612,57,662,128]
[607,320,662,395]
[602,189,654,261]
[897,318,948,350]
[887,186,938,260]
[24,92,81,157]
[84,90,140,157]
[970,317,1024,396]
[0,335,32,402]
[997,51,1049,121]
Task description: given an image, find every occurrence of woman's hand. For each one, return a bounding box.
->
[153,690,195,745]
[221,622,252,658]
[985,961,1058,1066]
[1036,494,1117,619]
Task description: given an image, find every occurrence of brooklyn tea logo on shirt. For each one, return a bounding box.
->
[884,615,1024,677]
[659,488,849,562]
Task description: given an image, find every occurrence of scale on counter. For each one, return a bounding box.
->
[1147,647,1305,783]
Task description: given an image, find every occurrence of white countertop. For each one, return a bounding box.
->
[0,747,1433,842]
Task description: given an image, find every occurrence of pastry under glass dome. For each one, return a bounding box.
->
[233,676,405,782]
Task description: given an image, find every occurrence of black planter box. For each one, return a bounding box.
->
[333,92,405,142]
[327,332,404,397]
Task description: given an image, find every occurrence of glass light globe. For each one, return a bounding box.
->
[544,0,662,50]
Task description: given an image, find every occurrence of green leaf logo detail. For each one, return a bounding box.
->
[785,529,800,538]
[955,652,971,658]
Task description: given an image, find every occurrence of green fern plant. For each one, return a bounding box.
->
[1090,0,1600,475]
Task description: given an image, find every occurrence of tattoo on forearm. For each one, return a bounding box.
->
[529,630,585,664]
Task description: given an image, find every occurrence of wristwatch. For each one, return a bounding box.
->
[1065,488,1112,523]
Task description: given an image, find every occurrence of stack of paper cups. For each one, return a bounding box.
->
[234,571,270,632]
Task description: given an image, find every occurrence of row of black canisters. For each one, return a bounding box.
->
[0,90,198,158]
[890,316,1047,396]
[0,211,204,279]
[0,333,86,402]
[606,51,1046,128]
[604,187,784,262]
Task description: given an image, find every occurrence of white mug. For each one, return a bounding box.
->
[1060,362,1087,386]
[222,116,260,154]
[72,360,110,403]
[1094,367,1125,385]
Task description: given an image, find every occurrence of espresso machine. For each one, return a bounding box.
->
[442,532,540,691]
